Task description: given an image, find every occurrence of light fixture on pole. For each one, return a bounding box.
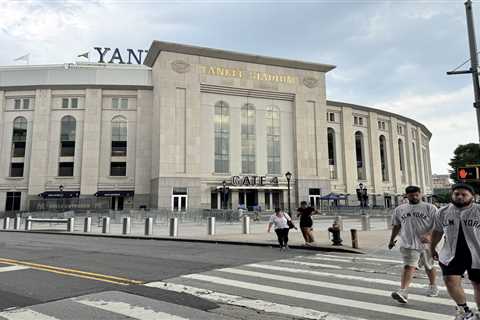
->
[59,185,64,211]
[285,171,292,215]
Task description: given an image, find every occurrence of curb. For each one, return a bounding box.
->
[0,229,365,254]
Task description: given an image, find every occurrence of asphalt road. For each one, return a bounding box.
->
[0,232,469,320]
[0,231,315,316]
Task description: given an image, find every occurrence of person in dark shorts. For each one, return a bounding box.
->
[297,201,318,245]
[430,183,480,320]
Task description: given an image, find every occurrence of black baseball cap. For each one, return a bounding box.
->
[452,183,475,195]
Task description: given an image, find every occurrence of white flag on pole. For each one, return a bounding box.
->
[14,53,30,64]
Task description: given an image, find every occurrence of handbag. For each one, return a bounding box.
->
[284,213,296,229]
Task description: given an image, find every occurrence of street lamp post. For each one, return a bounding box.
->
[59,185,64,212]
[285,171,292,215]
[222,180,227,210]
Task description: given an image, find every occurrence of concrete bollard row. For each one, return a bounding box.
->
[145,217,153,236]
[3,217,10,230]
[102,217,110,234]
[25,216,32,231]
[122,217,131,235]
[84,217,92,232]
[207,217,215,236]
[67,218,75,232]
[169,217,178,237]
[242,216,250,234]
[14,217,21,230]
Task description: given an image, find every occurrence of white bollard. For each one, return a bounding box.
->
[67,218,74,232]
[3,217,10,230]
[25,216,32,231]
[361,215,370,231]
[102,217,110,234]
[14,217,21,230]
[145,217,153,236]
[334,216,344,231]
[84,217,92,233]
[242,216,250,234]
[207,217,215,235]
[122,217,131,235]
[169,218,178,237]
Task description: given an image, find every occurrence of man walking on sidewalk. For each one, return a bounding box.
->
[430,183,480,320]
[388,185,439,303]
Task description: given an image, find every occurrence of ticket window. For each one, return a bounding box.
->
[172,188,188,212]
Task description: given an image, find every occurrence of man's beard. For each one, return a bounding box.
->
[452,198,473,208]
[408,199,420,204]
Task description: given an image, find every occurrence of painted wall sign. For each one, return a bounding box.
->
[231,175,279,186]
[94,47,148,64]
[199,65,298,84]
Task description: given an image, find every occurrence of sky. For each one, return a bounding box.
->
[0,0,478,174]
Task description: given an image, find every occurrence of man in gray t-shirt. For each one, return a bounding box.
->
[388,185,438,304]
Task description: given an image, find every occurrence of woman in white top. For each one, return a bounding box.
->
[267,207,293,250]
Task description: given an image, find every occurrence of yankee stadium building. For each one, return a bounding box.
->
[0,41,433,213]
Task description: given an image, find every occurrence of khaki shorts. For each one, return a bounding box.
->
[400,247,434,270]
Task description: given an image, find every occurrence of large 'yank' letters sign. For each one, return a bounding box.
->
[94,47,149,64]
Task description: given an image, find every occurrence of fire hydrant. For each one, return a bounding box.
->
[328,222,343,246]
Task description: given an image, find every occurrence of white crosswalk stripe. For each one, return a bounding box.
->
[0,309,60,320]
[148,252,470,320]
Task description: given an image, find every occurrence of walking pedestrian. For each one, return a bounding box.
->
[388,185,439,304]
[267,207,292,251]
[297,201,318,245]
[430,183,480,320]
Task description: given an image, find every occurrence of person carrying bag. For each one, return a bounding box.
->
[268,208,294,251]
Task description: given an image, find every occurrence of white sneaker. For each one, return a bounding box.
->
[391,289,408,303]
[455,307,476,320]
[426,285,439,297]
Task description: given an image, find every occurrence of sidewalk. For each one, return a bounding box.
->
[2,218,394,254]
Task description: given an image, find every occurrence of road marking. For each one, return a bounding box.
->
[218,267,452,305]
[247,263,475,295]
[302,256,384,265]
[0,257,143,286]
[75,299,188,320]
[0,265,29,272]
[146,281,368,320]
[277,259,343,269]
[314,254,401,264]
[0,309,60,320]
[278,259,404,275]
[181,274,450,320]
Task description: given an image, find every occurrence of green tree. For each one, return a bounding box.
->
[448,143,480,194]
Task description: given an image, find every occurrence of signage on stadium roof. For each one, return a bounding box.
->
[94,47,148,64]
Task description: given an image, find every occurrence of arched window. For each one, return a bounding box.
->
[111,116,127,157]
[266,106,280,174]
[398,139,406,183]
[379,135,389,181]
[355,131,366,180]
[214,101,230,173]
[60,116,76,157]
[412,142,419,184]
[241,103,256,174]
[12,117,27,158]
[327,128,337,179]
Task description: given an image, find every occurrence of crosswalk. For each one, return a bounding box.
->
[147,252,471,320]
[0,252,474,319]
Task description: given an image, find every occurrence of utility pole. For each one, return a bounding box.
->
[447,0,480,144]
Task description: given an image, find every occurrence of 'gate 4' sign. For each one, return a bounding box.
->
[231,176,279,186]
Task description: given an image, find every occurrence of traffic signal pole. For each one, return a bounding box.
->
[465,0,480,145]
[447,0,480,145]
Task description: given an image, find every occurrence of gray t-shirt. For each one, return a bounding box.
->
[392,202,437,250]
